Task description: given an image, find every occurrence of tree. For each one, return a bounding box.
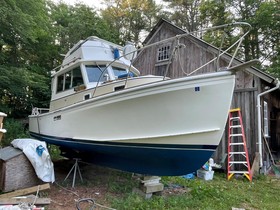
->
[49,2,120,54]
[255,1,280,77]
[162,0,202,32]
[0,65,50,118]
[101,0,162,45]
[199,0,235,52]
[0,0,52,67]
[0,0,52,117]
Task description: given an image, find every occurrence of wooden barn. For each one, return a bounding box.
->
[133,19,280,174]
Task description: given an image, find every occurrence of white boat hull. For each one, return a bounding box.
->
[29,71,235,175]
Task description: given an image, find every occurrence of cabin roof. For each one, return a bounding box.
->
[143,18,277,85]
[0,146,22,161]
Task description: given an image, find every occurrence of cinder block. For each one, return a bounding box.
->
[141,183,164,194]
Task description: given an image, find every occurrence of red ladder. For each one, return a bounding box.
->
[227,108,252,181]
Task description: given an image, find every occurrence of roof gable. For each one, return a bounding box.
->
[142,18,276,84]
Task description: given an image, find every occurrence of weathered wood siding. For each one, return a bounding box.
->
[213,88,259,166]
[133,21,254,90]
[134,23,224,78]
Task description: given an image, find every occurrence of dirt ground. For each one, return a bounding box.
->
[45,159,187,210]
[47,159,119,210]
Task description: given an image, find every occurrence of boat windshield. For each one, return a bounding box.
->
[112,66,127,78]
[85,65,108,83]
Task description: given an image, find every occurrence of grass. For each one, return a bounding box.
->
[107,172,280,210]
[49,158,280,209]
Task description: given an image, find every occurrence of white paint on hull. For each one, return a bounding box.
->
[29,71,235,147]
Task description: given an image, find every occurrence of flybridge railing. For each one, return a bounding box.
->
[92,22,252,98]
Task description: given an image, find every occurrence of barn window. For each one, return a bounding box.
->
[157,45,171,62]
[263,101,269,137]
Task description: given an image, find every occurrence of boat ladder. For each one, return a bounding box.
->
[227,108,252,181]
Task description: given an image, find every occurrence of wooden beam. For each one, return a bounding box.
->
[228,59,260,73]
[0,197,51,205]
[0,183,50,198]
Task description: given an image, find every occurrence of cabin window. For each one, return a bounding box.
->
[56,66,84,93]
[264,101,269,137]
[112,67,127,77]
[64,71,72,90]
[112,66,127,77]
[86,65,108,83]
[57,75,64,92]
[157,45,171,62]
[72,67,84,87]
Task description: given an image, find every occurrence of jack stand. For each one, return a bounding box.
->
[64,158,83,188]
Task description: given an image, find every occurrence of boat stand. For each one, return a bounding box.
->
[64,158,83,188]
[133,175,164,199]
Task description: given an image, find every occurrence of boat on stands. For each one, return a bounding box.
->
[29,22,257,175]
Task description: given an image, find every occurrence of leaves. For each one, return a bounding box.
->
[101,0,161,45]
[0,65,50,117]
[0,0,51,66]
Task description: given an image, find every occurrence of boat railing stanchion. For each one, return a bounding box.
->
[64,158,83,188]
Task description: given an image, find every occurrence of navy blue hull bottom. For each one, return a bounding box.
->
[30,132,217,176]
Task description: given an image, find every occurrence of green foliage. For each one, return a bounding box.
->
[199,0,236,53]
[101,0,162,45]
[47,145,63,161]
[110,173,280,210]
[162,0,202,32]
[49,2,120,54]
[199,0,232,27]
[255,1,280,78]
[0,65,50,118]
[1,118,29,147]
[0,0,52,67]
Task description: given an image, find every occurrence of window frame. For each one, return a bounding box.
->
[157,44,171,62]
[56,66,84,93]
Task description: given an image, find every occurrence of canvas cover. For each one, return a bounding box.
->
[11,138,55,183]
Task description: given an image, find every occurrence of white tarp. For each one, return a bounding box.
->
[11,138,55,183]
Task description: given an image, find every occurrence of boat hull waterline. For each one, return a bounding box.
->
[29,71,235,175]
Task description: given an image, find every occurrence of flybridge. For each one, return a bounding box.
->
[58,36,137,73]
[62,38,121,66]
